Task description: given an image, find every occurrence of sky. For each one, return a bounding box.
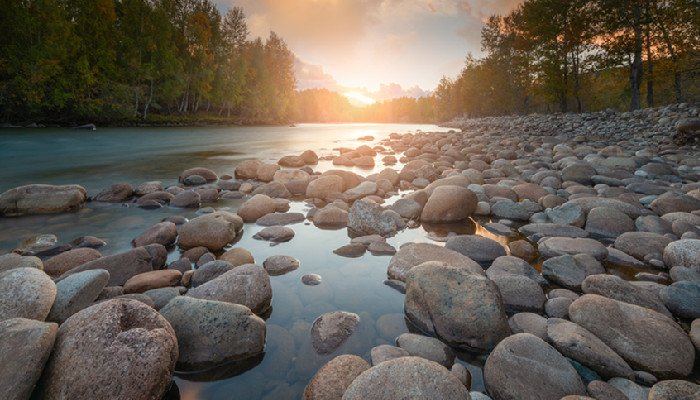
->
[215,0,522,101]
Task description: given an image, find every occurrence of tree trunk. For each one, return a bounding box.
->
[143,80,153,121]
[646,29,653,107]
[629,6,643,111]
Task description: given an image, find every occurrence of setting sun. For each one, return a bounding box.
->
[343,91,377,106]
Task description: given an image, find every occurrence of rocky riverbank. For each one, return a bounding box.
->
[0,105,699,399]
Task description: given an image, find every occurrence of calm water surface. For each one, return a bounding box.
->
[0,123,511,399]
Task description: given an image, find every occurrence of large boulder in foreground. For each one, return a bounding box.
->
[387,242,484,282]
[484,333,586,400]
[159,296,265,371]
[178,211,243,251]
[36,299,178,400]
[342,357,470,400]
[0,268,56,322]
[404,263,509,351]
[0,184,87,216]
[569,294,695,379]
[304,354,369,400]
[420,185,477,223]
[0,318,58,400]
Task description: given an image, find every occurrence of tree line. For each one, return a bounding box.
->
[0,0,296,124]
[436,0,700,120]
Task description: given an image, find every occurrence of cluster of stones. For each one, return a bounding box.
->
[0,103,699,399]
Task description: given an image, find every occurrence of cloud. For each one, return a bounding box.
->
[293,56,341,91]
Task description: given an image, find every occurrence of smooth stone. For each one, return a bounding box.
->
[191,261,233,286]
[238,194,276,222]
[569,294,695,379]
[519,223,589,240]
[484,333,587,400]
[132,222,177,248]
[659,280,700,319]
[263,255,300,276]
[333,243,366,257]
[585,207,635,238]
[606,246,645,268]
[143,287,182,310]
[218,247,255,267]
[387,242,484,283]
[234,159,262,179]
[0,318,58,400]
[390,198,422,219]
[420,185,477,223]
[43,248,101,276]
[170,190,200,208]
[253,226,295,242]
[649,380,700,399]
[313,206,348,229]
[562,162,597,184]
[342,357,470,400]
[123,269,182,294]
[178,211,243,251]
[306,175,346,199]
[568,197,649,219]
[0,268,56,322]
[183,174,206,186]
[586,380,628,400]
[546,318,634,379]
[582,274,671,317]
[252,181,291,198]
[302,274,322,286]
[608,378,650,400]
[310,311,360,355]
[368,241,396,255]
[345,181,377,200]
[545,297,573,318]
[614,232,673,261]
[370,345,409,365]
[445,235,506,265]
[256,212,305,226]
[47,269,109,324]
[134,181,162,196]
[0,253,43,273]
[491,199,533,221]
[0,184,87,215]
[35,299,178,400]
[19,234,57,252]
[303,354,370,400]
[396,333,455,368]
[159,296,265,370]
[486,256,547,288]
[187,264,271,314]
[663,239,700,268]
[508,312,547,340]
[508,240,536,261]
[404,263,510,351]
[490,274,545,313]
[538,237,608,261]
[546,203,586,227]
[542,254,606,290]
[636,215,674,235]
[179,167,218,183]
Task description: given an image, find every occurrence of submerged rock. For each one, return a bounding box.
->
[304,354,369,400]
[310,311,360,355]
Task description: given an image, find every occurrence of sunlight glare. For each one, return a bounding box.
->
[343,91,377,106]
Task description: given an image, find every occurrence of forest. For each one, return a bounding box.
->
[0,0,698,125]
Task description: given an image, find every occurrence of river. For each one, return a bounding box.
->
[0,123,499,399]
